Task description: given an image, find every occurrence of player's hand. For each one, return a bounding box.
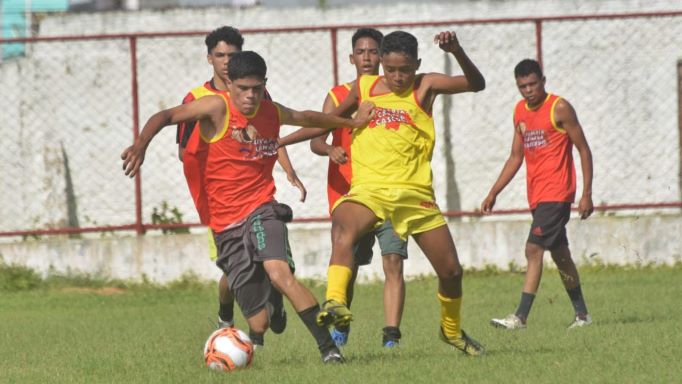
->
[287,172,307,202]
[434,31,462,53]
[121,142,146,177]
[326,146,348,165]
[480,193,496,214]
[351,101,375,128]
[578,195,594,220]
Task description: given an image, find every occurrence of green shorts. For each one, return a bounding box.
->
[353,220,408,266]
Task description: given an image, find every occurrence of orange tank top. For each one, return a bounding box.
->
[185,93,281,231]
[326,82,354,213]
[513,93,576,209]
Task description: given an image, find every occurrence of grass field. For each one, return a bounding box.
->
[1,265,680,383]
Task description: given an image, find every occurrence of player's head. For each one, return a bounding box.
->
[379,31,421,94]
[227,51,267,115]
[350,28,383,76]
[205,26,244,83]
[514,59,547,107]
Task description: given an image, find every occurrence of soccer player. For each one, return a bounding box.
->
[310,28,407,348]
[121,51,374,363]
[280,30,486,356]
[176,26,306,340]
[481,59,594,330]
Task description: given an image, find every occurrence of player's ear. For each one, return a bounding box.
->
[416,58,422,70]
[349,53,355,65]
[207,53,213,65]
[263,77,268,85]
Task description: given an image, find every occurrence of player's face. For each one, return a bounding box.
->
[208,42,240,83]
[381,52,420,94]
[228,76,266,116]
[516,73,547,107]
[350,37,380,76]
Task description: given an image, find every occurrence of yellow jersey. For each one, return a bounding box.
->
[352,75,435,192]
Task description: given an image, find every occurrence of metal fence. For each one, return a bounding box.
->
[1,10,681,237]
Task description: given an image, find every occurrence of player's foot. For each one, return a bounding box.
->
[217,316,234,328]
[316,300,353,328]
[267,290,287,334]
[321,347,345,364]
[439,327,485,356]
[568,314,592,329]
[330,326,349,347]
[383,339,399,348]
[490,314,526,330]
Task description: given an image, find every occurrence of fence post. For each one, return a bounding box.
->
[129,36,145,235]
[330,28,339,86]
[535,19,543,68]
[678,60,682,203]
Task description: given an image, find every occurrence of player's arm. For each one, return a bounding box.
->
[276,90,371,147]
[555,98,594,219]
[121,95,225,177]
[481,127,524,213]
[420,31,485,110]
[276,146,307,202]
[309,93,348,165]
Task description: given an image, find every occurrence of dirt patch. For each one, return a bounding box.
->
[60,287,126,295]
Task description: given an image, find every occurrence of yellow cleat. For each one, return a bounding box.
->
[439,327,485,356]
[316,300,353,328]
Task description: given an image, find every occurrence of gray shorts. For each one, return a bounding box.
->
[354,220,408,266]
[213,202,295,319]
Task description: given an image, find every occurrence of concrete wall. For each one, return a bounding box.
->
[2,214,679,283]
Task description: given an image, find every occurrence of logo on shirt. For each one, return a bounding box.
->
[368,107,415,131]
[518,121,548,150]
[230,123,278,159]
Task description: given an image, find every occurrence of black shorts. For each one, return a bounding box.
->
[353,220,408,266]
[527,202,571,250]
[213,202,295,319]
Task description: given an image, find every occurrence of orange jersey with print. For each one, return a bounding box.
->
[514,93,576,209]
[326,82,353,213]
[184,93,281,232]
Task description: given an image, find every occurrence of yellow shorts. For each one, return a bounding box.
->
[333,185,446,240]
[208,227,218,261]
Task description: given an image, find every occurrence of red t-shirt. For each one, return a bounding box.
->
[184,93,280,231]
[513,93,576,209]
[326,82,354,213]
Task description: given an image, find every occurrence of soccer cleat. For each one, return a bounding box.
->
[316,300,353,328]
[568,314,592,329]
[217,316,234,329]
[267,290,287,334]
[439,327,485,356]
[330,327,350,347]
[490,314,526,330]
[321,347,345,364]
[383,339,399,348]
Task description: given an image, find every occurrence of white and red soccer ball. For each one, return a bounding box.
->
[204,327,254,371]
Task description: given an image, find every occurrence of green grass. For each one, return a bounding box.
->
[1,266,680,383]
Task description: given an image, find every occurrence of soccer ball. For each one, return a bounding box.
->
[203,327,254,371]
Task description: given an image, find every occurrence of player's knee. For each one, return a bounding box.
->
[382,255,404,281]
[525,242,544,262]
[437,263,463,281]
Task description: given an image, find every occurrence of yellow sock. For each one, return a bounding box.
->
[325,265,353,305]
[438,293,462,340]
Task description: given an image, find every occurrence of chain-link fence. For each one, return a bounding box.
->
[1,11,681,237]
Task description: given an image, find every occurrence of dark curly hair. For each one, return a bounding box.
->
[205,26,244,54]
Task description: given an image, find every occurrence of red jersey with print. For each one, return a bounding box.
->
[326,82,353,213]
[514,93,576,209]
[184,93,280,232]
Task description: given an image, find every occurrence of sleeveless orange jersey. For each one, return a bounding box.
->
[513,93,576,209]
[326,82,353,213]
[184,93,281,232]
[180,82,224,225]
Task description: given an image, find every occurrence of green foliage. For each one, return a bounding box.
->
[0,262,42,291]
[151,201,190,234]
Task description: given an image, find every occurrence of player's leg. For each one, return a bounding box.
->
[252,203,344,363]
[412,224,484,356]
[331,233,373,347]
[551,245,591,328]
[319,201,379,328]
[209,228,236,328]
[376,221,407,347]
